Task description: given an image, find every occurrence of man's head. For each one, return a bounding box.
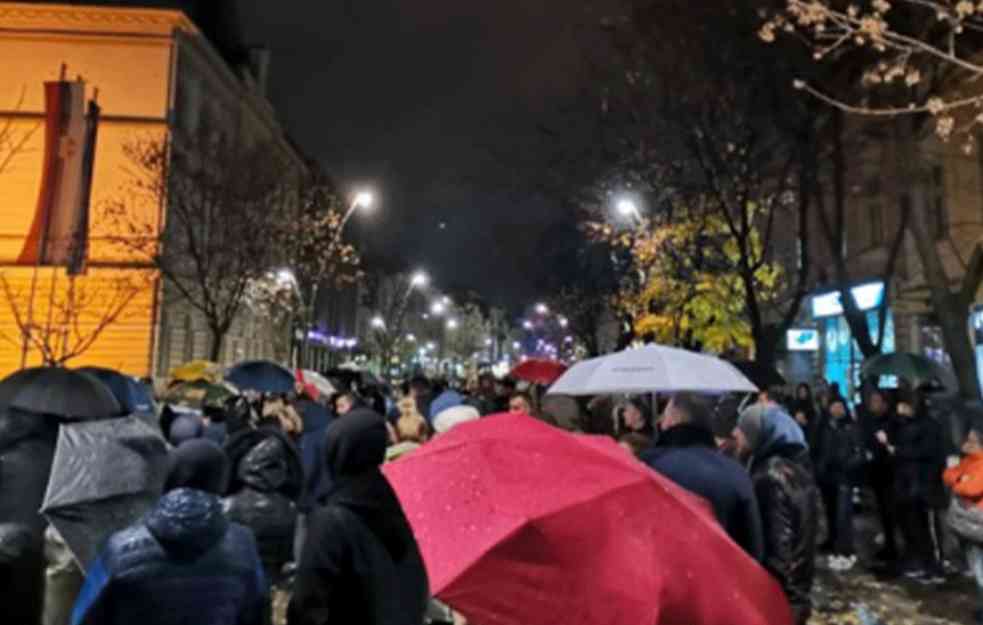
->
[333,392,355,416]
[829,399,847,419]
[508,392,533,414]
[408,376,432,399]
[661,393,714,432]
[867,390,887,416]
[164,439,229,495]
[963,429,983,455]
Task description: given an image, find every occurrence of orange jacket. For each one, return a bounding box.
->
[943,452,983,508]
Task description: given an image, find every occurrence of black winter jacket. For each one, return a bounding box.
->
[223,429,303,582]
[891,414,947,507]
[750,442,818,624]
[288,409,429,625]
[641,424,764,561]
[859,407,897,484]
[815,415,867,487]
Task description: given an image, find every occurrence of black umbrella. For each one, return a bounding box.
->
[0,367,121,420]
[41,417,168,569]
[76,367,157,420]
[728,360,786,390]
[226,360,295,394]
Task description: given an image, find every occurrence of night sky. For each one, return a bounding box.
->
[236,1,611,307]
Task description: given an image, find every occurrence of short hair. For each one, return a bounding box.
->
[670,393,715,432]
[510,392,533,407]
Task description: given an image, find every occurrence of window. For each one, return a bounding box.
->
[931,165,949,240]
[869,203,883,247]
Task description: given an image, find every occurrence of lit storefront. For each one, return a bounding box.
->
[810,282,895,402]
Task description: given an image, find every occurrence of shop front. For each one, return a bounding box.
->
[811,282,895,404]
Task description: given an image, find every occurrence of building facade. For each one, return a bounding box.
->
[0,2,302,378]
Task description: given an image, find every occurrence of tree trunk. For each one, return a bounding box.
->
[899,120,980,399]
[752,325,779,378]
[208,325,226,362]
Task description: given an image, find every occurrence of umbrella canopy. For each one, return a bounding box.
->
[168,359,222,384]
[41,417,168,569]
[0,367,121,420]
[861,352,958,390]
[297,368,336,399]
[728,360,785,390]
[162,379,238,411]
[547,344,758,396]
[226,360,295,394]
[76,367,157,419]
[384,414,790,625]
[509,358,568,386]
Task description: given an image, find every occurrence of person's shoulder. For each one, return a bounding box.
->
[101,523,160,572]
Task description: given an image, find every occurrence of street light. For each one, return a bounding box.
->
[522,320,533,330]
[535,303,549,315]
[616,197,642,221]
[558,316,569,328]
[447,318,459,330]
[406,333,416,342]
[354,190,374,209]
[371,316,386,329]
[411,271,429,288]
[275,268,297,287]
[431,301,446,315]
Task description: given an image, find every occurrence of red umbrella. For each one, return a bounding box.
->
[384,414,791,625]
[509,358,568,385]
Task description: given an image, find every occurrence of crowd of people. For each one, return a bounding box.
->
[7,366,983,625]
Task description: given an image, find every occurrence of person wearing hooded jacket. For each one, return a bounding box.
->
[223,428,303,584]
[287,408,429,625]
[734,404,818,625]
[70,439,270,625]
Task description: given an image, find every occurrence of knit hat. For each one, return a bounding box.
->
[168,415,204,446]
[737,404,768,452]
[433,405,480,434]
[164,439,229,495]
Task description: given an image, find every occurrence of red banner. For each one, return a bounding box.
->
[17,80,94,269]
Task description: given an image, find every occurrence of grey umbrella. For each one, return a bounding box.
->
[0,367,121,420]
[41,417,168,569]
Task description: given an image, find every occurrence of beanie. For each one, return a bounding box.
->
[164,439,229,495]
[737,404,767,452]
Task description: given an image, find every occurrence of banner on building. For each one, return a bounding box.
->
[16,79,99,273]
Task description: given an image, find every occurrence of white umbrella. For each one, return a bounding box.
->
[547,344,758,396]
[299,369,336,397]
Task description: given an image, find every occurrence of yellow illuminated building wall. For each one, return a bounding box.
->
[0,4,183,376]
[0,3,299,378]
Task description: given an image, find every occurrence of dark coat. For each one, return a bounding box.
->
[0,408,57,625]
[815,415,867,487]
[297,399,334,513]
[641,424,764,561]
[288,409,429,625]
[70,488,269,625]
[749,441,818,624]
[891,414,947,508]
[858,406,897,485]
[223,429,302,582]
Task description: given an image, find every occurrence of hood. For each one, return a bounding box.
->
[225,428,303,500]
[323,408,388,480]
[329,468,414,561]
[145,488,229,560]
[752,410,809,466]
[237,435,292,493]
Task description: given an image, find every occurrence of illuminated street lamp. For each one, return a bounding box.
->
[522,320,533,330]
[371,316,386,329]
[406,333,416,342]
[616,197,642,221]
[558,316,569,328]
[447,318,459,330]
[411,271,429,288]
[534,303,549,315]
[431,301,446,315]
[512,341,521,350]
